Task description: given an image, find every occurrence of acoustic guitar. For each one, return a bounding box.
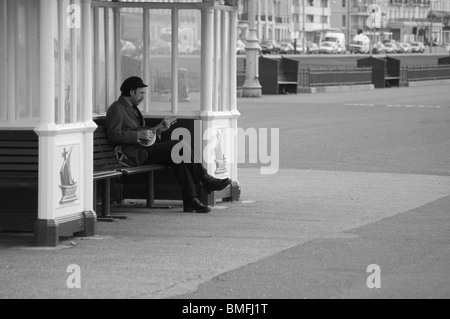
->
[137,116,177,147]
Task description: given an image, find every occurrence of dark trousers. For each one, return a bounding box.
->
[143,140,207,203]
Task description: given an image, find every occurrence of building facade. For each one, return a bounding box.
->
[238,0,449,48]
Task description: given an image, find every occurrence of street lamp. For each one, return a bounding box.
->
[302,0,306,54]
[242,0,262,97]
[322,0,325,35]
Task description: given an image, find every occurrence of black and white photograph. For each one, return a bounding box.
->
[1,0,450,303]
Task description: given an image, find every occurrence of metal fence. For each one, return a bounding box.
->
[402,65,450,82]
[151,64,450,95]
[297,67,372,88]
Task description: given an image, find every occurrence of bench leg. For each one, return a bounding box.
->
[97,179,127,222]
[146,171,170,209]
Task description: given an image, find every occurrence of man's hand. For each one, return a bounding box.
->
[158,118,172,134]
[137,129,154,141]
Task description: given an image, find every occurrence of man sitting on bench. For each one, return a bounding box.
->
[106,77,231,214]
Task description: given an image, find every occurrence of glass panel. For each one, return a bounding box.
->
[148,9,172,112]
[55,0,61,124]
[120,7,143,84]
[97,7,107,115]
[106,7,116,108]
[0,0,7,121]
[64,2,73,124]
[76,3,83,123]
[178,9,201,113]
[15,0,28,120]
[30,0,39,119]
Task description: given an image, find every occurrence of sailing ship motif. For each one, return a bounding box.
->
[59,146,78,203]
[214,129,227,175]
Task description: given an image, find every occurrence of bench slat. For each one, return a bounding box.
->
[0,149,39,156]
[0,156,38,163]
[121,164,167,175]
[0,141,38,148]
[0,164,38,171]
[93,170,122,181]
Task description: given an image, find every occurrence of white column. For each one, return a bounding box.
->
[213,8,220,112]
[143,8,150,112]
[114,7,121,96]
[82,0,93,121]
[172,8,179,114]
[36,0,57,221]
[82,0,96,216]
[93,6,100,114]
[57,0,65,124]
[220,10,228,111]
[38,0,55,125]
[201,6,214,113]
[229,9,238,112]
[229,7,240,183]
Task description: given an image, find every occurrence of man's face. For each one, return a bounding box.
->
[130,87,146,106]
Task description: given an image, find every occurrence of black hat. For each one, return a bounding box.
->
[120,76,148,93]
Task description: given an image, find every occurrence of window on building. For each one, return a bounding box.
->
[342,14,346,27]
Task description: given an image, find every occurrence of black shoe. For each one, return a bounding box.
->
[184,198,211,214]
[203,177,231,194]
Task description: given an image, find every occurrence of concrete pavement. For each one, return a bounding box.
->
[1,168,450,299]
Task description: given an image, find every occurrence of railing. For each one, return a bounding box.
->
[403,65,450,82]
[297,67,372,88]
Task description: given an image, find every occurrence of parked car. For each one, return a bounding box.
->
[279,42,295,54]
[236,40,246,55]
[350,34,370,54]
[150,39,171,55]
[410,42,425,53]
[121,40,137,56]
[372,42,386,54]
[260,39,280,54]
[319,42,338,54]
[397,42,412,53]
[384,42,398,54]
[306,42,319,54]
[425,39,439,47]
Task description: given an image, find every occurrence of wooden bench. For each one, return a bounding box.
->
[0,131,39,231]
[277,58,299,94]
[93,126,125,221]
[93,123,169,218]
[384,71,400,88]
[259,56,299,95]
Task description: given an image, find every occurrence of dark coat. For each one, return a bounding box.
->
[105,96,148,166]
